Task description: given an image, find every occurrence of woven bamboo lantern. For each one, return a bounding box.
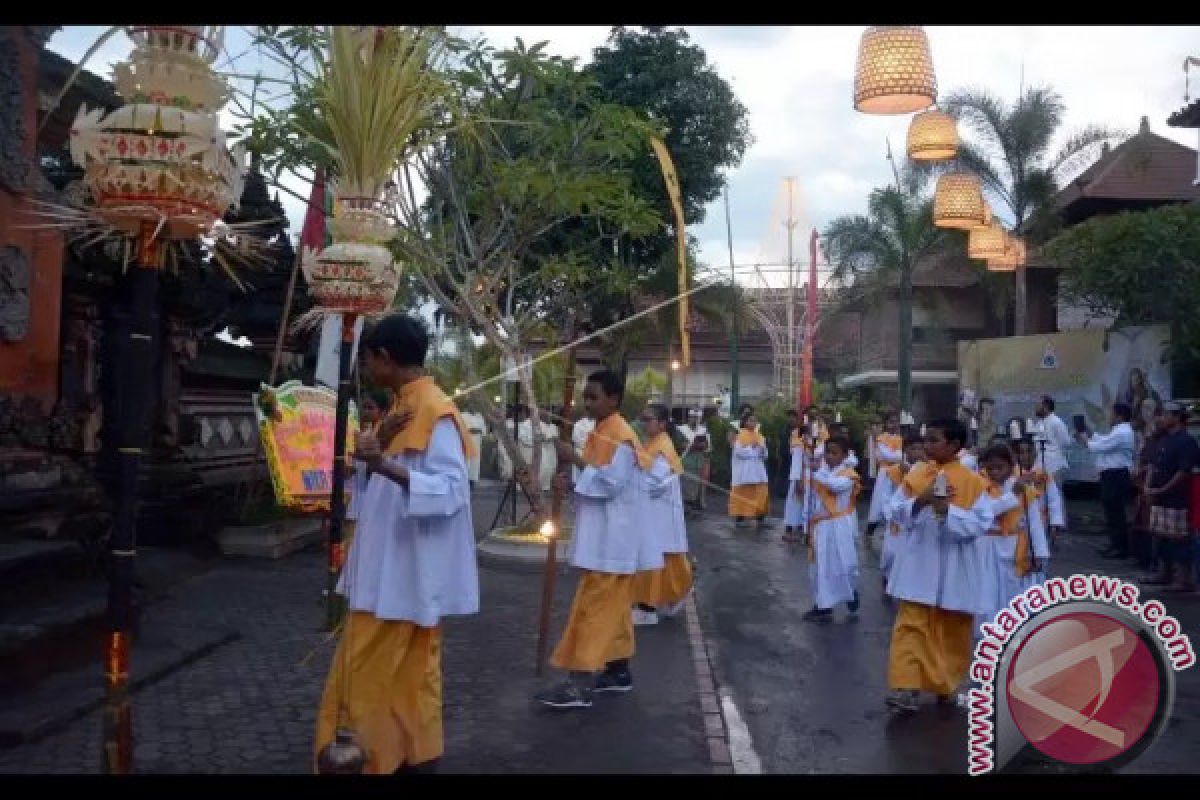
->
[933,172,985,229]
[968,221,1007,260]
[906,108,958,161]
[987,233,1026,271]
[853,26,937,114]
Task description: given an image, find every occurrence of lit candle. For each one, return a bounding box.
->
[835,411,843,424]
[920,423,927,436]
[1009,419,1022,439]
[810,420,820,439]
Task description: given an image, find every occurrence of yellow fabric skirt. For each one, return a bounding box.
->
[315,614,442,773]
[633,553,694,606]
[550,571,635,672]
[729,483,769,518]
[887,601,974,695]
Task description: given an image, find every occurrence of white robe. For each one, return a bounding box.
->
[876,437,903,466]
[979,480,1051,625]
[731,440,769,487]
[870,470,906,582]
[338,418,480,627]
[958,450,979,472]
[784,444,807,527]
[460,410,485,482]
[497,418,558,490]
[567,442,643,574]
[637,454,688,555]
[571,417,595,484]
[808,465,860,609]
[793,449,860,529]
[885,473,997,616]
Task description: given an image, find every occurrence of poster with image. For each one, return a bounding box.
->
[958,325,1170,483]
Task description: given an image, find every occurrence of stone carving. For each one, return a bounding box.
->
[0,28,32,193]
[0,246,31,341]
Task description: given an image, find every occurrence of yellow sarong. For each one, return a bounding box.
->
[887,601,974,695]
[315,615,442,773]
[551,571,635,672]
[729,484,769,518]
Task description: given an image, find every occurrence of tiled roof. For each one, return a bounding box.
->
[1052,123,1200,210]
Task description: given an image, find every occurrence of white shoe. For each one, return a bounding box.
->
[632,609,659,626]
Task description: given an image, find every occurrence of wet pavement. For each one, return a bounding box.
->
[688,498,1200,774]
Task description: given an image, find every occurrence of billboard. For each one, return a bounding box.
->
[958,326,1170,483]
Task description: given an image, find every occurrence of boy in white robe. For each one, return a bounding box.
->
[1014,438,1066,542]
[885,419,996,714]
[876,435,926,594]
[537,370,643,709]
[802,436,863,621]
[978,444,1050,627]
[865,412,904,540]
[316,314,479,774]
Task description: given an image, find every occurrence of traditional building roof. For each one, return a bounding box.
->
[1049,117,1200,224]
[1168,98,1200,129]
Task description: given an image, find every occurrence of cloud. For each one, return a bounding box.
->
[46,25,1200,290]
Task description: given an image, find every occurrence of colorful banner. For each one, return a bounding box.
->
[254,380,359,511]
[958,325,1170,483]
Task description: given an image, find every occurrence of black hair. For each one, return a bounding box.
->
[1112,402,1132,422]
[884,410,900,422]
[740,411,756,429]
[926,418,968,449]
[645,403,670,424]
[362,314,429,367]
[587,369,624,401]
[981,443,1016,466]
[1041,395,1056,412]
[826,434,851,455]
[980,396,994,405]
[902,433,925,448]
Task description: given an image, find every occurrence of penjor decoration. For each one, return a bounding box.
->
[32,26,249,775]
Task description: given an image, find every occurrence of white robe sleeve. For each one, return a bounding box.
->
[643,455,677,498]
[943,491,994,543]
[844,451,859,470]
[989,486,1022,517]
[788,446,806,480]
[405,418,471,518]
[877,441,902,464]
[887,487,917,528]
[867,472,896,524]
[734,443,766,461]
[575,443,636,499]
[813,469,856,494]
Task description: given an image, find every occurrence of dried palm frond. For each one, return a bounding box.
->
[299,26,449,200]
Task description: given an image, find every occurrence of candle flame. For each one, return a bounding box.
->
[539,519,556,538]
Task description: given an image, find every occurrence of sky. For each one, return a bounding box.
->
[47,25,1200,291]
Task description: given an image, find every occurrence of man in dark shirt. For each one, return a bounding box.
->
[1143,402,1200,592]
[1134,409,1168,571]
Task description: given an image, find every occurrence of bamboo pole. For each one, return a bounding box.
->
[325,312,357,632]
[535,332,578,676]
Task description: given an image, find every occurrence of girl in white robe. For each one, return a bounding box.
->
[978,445,1050,627]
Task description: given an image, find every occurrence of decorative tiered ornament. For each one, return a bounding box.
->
[67,26,244,253]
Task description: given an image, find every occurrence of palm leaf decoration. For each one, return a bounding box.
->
[299,26,449,199]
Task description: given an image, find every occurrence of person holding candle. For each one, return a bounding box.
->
[884,419,995,714]
[979,443,1050,626]
[875,433,927,595]
[801,436,863,622]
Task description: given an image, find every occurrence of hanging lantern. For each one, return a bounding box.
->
[968,221,1008,260]
[906,108,958,161]
[853,26,937,114]
[69,26,243,251]
[987,233,1026,272]
[933,172,985,229]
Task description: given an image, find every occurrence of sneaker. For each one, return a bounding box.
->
[847,590,860,614]
[535,681,593,709]
[632,608,659,626]
[885,689,919,714]
[594,669,634,693]
[802,607,832,622]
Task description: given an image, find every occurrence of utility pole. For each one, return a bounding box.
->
[784,177,799,406]
[725,183,739,415]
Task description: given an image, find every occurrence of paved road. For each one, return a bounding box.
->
[0,488,713,774]
[688,501,1200,774]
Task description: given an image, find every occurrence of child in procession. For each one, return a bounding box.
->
[875,434,927,595]
[979,444,1050,625]
[630,404,693,625]
[729,412,771,530]
[802,436,863,622]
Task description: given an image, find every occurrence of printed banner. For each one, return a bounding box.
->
[958,325,1170,483]
[254,380,359,511]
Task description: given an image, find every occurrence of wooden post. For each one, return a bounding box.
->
[325,313,357,632]
[536,338,578,675]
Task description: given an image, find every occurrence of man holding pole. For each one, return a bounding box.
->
[315,314,479,774]
[536,370,644,709]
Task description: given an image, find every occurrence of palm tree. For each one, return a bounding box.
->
[912,86,1124,334]
[823,177,958,414]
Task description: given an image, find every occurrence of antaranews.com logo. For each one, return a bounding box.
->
[968,573,1196,775]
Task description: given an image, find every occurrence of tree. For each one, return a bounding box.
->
[1044,202,1200,361]
[583,27,752,372]
[911,86,1123,334]
[823,176,959,413]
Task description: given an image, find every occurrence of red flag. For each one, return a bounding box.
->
[300,167,327,252]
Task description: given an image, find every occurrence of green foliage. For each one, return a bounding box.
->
[1044,203,1200,357]
[621,366,667,420]
[706,414,735,489]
